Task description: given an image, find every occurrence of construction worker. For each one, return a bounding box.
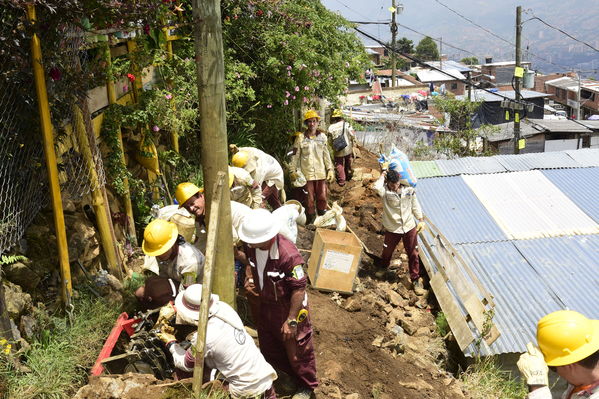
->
[327,109,356,187]
[517,310,599,399]
[156,284,278,398]
[239,209,318,399]
[229,166,263,209]
[137,219,205,307]
[290,110,334,224]
[373,169,426,294]
[232,147,285,209]
[175,182,252,285]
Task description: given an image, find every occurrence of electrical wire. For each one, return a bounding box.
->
[524,16,599,53]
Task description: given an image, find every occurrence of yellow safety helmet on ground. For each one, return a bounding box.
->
[232,151,250,168]
[331,109,343,118]
[142,219,179,257]
[175,182,202,207]
[303,109,320,121]
[537,310,599,366]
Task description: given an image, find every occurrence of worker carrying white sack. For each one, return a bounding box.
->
[232,146,286,209]
[229,166,263,209]
[517,310,599,399]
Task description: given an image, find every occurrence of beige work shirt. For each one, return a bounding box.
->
[291,130,333,181]
[230,166,262,209]
[238,147,284,190]
[327,120,356,158]
[373,174,423,234]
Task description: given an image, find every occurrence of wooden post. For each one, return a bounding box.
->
[27,5,72,305]
[192,172,224,397]
[192,0,235,305]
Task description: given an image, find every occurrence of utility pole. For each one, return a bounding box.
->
[192,0,235,306]
[576,72,581,120]
[514,5,522,154]
[439,37,443,69]
[391,0,398,87]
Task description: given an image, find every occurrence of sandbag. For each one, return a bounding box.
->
[378,146,417,187]
[272,204,300,244]
[313,202,347,232]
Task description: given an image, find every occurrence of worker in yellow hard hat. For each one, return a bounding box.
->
[327,108,356,187]
[136,218,205,308]
[232,147,285,209]
[517,310,599,399]
[228,166,263,209]
[289,110,334,224]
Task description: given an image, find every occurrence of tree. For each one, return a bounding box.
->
[460,56,479,65]
[396,37,414,54]
[415,36,439,61]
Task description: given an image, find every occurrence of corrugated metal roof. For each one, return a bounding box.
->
[457,89,548,102]
[435,157,507,176]
[456,241,563,356]
[530,119,592,133]
[542,168,599,223]
[483,121,541,142]
[411,160,444,178]
[426,60,473,73]
[416,176,507,244]
[462,171,599,239]
[416,69,466,82]
[494,152,582,171]
[565,149,599,166]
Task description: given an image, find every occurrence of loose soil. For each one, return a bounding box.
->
[73,147,468,399]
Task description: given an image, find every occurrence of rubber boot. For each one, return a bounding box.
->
[306,213,316,225]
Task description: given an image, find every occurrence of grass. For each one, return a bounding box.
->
[460,356,528,399]
[0,293,120,399]
[435,311,449,337]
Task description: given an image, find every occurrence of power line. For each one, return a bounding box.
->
[524,16,599,53]
[396,23,482,59]
[353,26,593,129]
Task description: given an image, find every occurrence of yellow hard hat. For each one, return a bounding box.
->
[331,109,343,118]
[175,182,202,207]
[537,310,599,366]
[232,151,250,168]
[303,109,320,121]
[142,219,179,257]
[228,166,235,188]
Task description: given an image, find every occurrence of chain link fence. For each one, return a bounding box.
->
[0,8,106,254]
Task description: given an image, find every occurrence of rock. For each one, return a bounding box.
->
[323,385,342,399]
[18,315,38,340]
[3,261,40,292]
[382,334,406,353]
[415,326,431,337]
[398,380,434,391]
[345,394,361,399]
[343,299,361,312]
[391,325,405,336]
[62,199,77,214]
[385,289,404,307]
[105,274,124,291]
[3,282,32,319]
[399,319,418,336]
[372,336,384,347]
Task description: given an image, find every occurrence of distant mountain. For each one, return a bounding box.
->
[322,0,599,76]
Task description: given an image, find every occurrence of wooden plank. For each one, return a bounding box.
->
[429,274,474,351]
[463,296,501,346]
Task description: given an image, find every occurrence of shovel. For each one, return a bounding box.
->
[346,225,382,265]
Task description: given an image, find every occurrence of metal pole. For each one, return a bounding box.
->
[439,37,443,68]
[191,172,224,398]
[104,45,137,243]
[514,5,522,154]
[26,5,72,305]
[391,0,397,88]
[576,73,581,120]
[192,0,235,306]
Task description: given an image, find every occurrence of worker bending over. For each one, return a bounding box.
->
[157,284,278,398]
[232,146,285,209]
[290,110,334,224]
[229,166,263,209]
[373,169,425,294]
[518,310,599,399]
[239,209,318,399]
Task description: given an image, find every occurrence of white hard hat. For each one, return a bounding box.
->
[238,208,281,244]
[175,284,203,322]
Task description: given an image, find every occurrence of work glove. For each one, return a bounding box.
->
[380,161,389,171]
[416,221,426,233]
[289,171,299,182]
[154,302,176,329]
[156,325,177,345]
[517,342,549,387]
[326,170,335,183]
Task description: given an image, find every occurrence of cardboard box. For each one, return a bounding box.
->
[307,228,363,294]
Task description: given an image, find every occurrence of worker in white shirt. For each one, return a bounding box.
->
[229,166,263,209]
[518,310,599,399]
[327,109,356,186]
[157,284,278,398]
[232,147,285,209]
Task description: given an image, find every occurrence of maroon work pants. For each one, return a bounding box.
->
[380,227,420,281]
[261,182,282,210]
[334,155,353,185]
[305,179,327,215]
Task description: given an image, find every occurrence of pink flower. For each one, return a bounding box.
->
[292,95,296,100]
[123,85,128,92]
[284,100,289,105]
[286,65,292,70]
[165,93,172,100]
[294,86,299,92]
[267,104,272,108]
[304,86,309,91]
[328,76,333,80]
[152,125,160,132]
[303,97,308,103]
[285,91,291,98]
[127,73,136,82]
[312,70,320,77]
[287,71,291,76]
